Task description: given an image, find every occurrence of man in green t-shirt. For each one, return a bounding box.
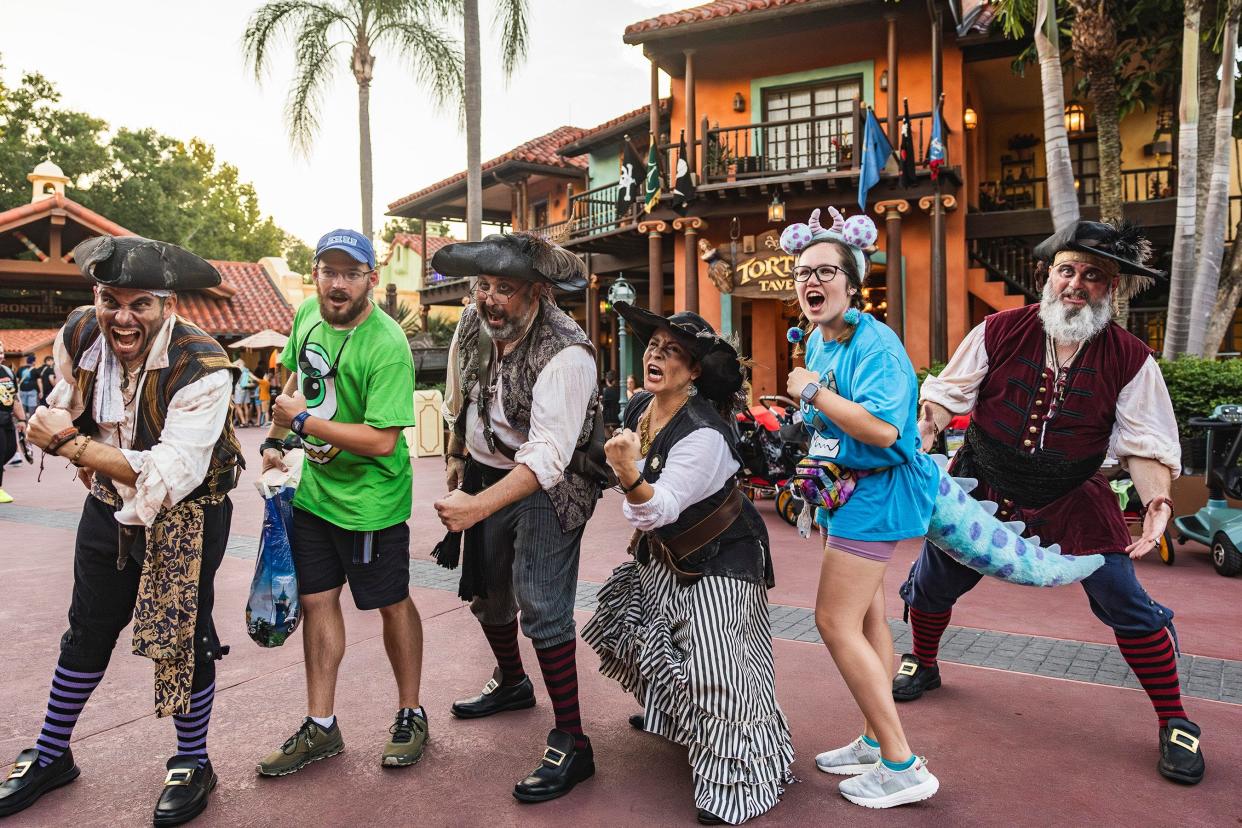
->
[255,229,427,776]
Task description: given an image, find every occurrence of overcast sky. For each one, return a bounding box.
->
[2,0,687,247]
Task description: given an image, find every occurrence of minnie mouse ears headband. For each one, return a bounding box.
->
[779,206,878,277]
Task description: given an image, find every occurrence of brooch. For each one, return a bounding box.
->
[651,456,661,471]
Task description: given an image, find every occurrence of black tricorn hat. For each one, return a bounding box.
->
[431,232,587,292]
[1032,220,1164,299]
[73,235,221,291]
[613,301,743,405]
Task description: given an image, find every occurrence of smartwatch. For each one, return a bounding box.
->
[800,381,821,406]
[290,411,312,436]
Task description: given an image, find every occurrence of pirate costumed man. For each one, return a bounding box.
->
[897,220,1205,785]
[431,232,604,802]
[0,236,242,825]
[582,305,794,826]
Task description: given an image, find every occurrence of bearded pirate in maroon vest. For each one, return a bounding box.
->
[2,236,241,824]
[895,221,1204,786]
[431,233,603,803]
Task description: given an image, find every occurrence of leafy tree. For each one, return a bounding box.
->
[243,0,464,239]
[381,216,450,244]
[284,236,315,274]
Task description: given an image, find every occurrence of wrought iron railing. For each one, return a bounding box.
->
[566,179,640,237]
[702,105,861,183]
[1126,306,1167,353]
[980,166,1174,213]
[968,236,1040,299]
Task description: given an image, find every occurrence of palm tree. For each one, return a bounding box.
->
[243,0,464,239]
[1187,0,1240,355]
[1162,0,1203,358]
[461,0,529,241]
[1070,1,1120,225]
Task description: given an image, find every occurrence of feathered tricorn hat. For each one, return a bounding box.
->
[430,231,587,291]
[1032,220,1164,300]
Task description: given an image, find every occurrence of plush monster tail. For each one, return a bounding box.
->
[926,455,1104,587]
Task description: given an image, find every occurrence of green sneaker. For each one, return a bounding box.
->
[256,718,344,777]
[381,708,428,768]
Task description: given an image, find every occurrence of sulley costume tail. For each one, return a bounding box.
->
[926,454,1103,586]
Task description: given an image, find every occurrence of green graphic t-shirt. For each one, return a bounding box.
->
[281,297,415,530]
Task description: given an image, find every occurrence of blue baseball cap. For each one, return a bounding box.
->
[315,228,376,269]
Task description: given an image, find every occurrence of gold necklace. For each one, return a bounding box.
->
[639,395,689,456]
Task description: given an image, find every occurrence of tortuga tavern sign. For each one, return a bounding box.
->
[731,230,796,300]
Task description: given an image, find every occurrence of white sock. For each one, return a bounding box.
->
[310,714,336,729]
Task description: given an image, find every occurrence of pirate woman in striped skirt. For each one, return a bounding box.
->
[582,304,794,826]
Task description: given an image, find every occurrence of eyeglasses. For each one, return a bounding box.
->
[313,265,374,283]
[792,264,844,284]
[473,281,526,306]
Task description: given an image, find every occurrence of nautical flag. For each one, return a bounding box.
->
[899,99,918,188]
[857,107,894,212]
[616,138,645,217]
[672,130,697,214]
[644,132,662,213]
[927,98,946,181]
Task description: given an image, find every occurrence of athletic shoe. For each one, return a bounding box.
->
[816,736,882,775]
[0,489,13,504]
[839,757,939,808]
[381,708,428,767]
[256,718,344,776]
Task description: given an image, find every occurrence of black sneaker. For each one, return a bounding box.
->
[1158,718,1205,784]
[0,748,80,818]
[892,654,941,702]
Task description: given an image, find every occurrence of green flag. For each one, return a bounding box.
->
[644,132,661,213]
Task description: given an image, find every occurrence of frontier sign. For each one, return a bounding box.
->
[730,230,795,300]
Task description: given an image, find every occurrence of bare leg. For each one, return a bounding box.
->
[859,581,894,742]
[815,546,912,763]
[302,587,346,717]
[377,595,424,709]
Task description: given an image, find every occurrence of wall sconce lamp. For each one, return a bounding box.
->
[767,190,786,223]
[963,106,978,130]
[1064,100,1086,134]
[880,69,888,92]
[732,92,746,113]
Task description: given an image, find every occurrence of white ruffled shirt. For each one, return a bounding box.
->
[49,314,233,527]
[920,321,1181,477]
[443,320,598,491]
[623,427,740,531]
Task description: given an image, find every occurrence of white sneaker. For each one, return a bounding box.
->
[838,756,939,808]
[815,736,881,775]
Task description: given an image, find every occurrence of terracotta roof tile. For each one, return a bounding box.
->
[0,193,132,237]
[558,99,672,156]
[175,261,294,338]
[388,126,589,211]
[624,0,816,37]
[0,329,59,355]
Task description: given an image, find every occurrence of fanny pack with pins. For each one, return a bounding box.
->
[789,456,877,538]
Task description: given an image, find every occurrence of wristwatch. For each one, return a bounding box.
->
[260,437,286,459]
[290,411,312,436]
[800,381,821,406]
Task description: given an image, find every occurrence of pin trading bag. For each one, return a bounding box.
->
[245,453,304,647]
[788,456,875,538]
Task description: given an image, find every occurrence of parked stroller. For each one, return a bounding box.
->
[736,395,808,526]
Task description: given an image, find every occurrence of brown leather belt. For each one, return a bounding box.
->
[644,486,744,581]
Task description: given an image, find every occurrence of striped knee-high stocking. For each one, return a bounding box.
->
[908,607,953,668]
[35,661,106,766]
[173,682,216,768]
[535,639,586,749]
[482,620,527,687]
[1115,629,1187,727]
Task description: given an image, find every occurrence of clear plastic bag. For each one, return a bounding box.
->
[245,451,303,647]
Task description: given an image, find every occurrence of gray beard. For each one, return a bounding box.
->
[484,304,538,343]
[1038,281,1113,344]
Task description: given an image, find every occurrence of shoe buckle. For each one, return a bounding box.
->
[1169,728,1200,754]
[164,768,195,786]
[898,660,919,677]
[482,678,500,695]
[7,760,32,780]
[542,747,567,768]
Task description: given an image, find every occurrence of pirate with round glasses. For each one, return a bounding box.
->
[255,229,429,777]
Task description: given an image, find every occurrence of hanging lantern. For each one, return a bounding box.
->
[963,107,978,130]
[1064,100,1087,134]
[767,190,786,223]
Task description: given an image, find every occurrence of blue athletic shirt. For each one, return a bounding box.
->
[801,312,938,541]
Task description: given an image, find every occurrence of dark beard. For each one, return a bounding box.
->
[319,291,370,326]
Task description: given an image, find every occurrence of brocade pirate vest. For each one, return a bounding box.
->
[63,306,244,499]
[456,297,600,532]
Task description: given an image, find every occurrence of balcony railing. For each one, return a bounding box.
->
[702,105,860,183]
[566,179,640,238]
[978,166,1174,212]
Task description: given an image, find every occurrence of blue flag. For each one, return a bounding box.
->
[927,99,946,180]
[857,108,894,212]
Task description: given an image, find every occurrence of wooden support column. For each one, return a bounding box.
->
[419,216,428,287]
[672,216,706,314]
[685,50,697,175]
[650,60,661,140]
[586,267,601,371]
[886,14,900,150]
[874,199,910,340]
[919,193,957,362]
[638,219,668,313]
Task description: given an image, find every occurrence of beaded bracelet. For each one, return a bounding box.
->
[69,435,92,467]
[1142,495,1175,518]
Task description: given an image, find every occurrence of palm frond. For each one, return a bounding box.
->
[493,0,530,78]
[376,17,465,110]
[242,1,345,80]
[285,7,344,155]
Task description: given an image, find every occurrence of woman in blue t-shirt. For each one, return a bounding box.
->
[780,207,940,809]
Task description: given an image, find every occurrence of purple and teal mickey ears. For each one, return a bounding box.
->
[780,206,877,278]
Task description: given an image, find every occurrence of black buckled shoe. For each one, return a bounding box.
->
[628,714,645,730]
[892,654,941,702]
[0,748,80,818]
[1159,718,1205,785]
[512,729,595,803]
[450,672,536,720]
[697,808,726,825]
[153,756,217,827]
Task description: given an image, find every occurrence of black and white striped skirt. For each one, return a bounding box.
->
[582,557,795,824]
